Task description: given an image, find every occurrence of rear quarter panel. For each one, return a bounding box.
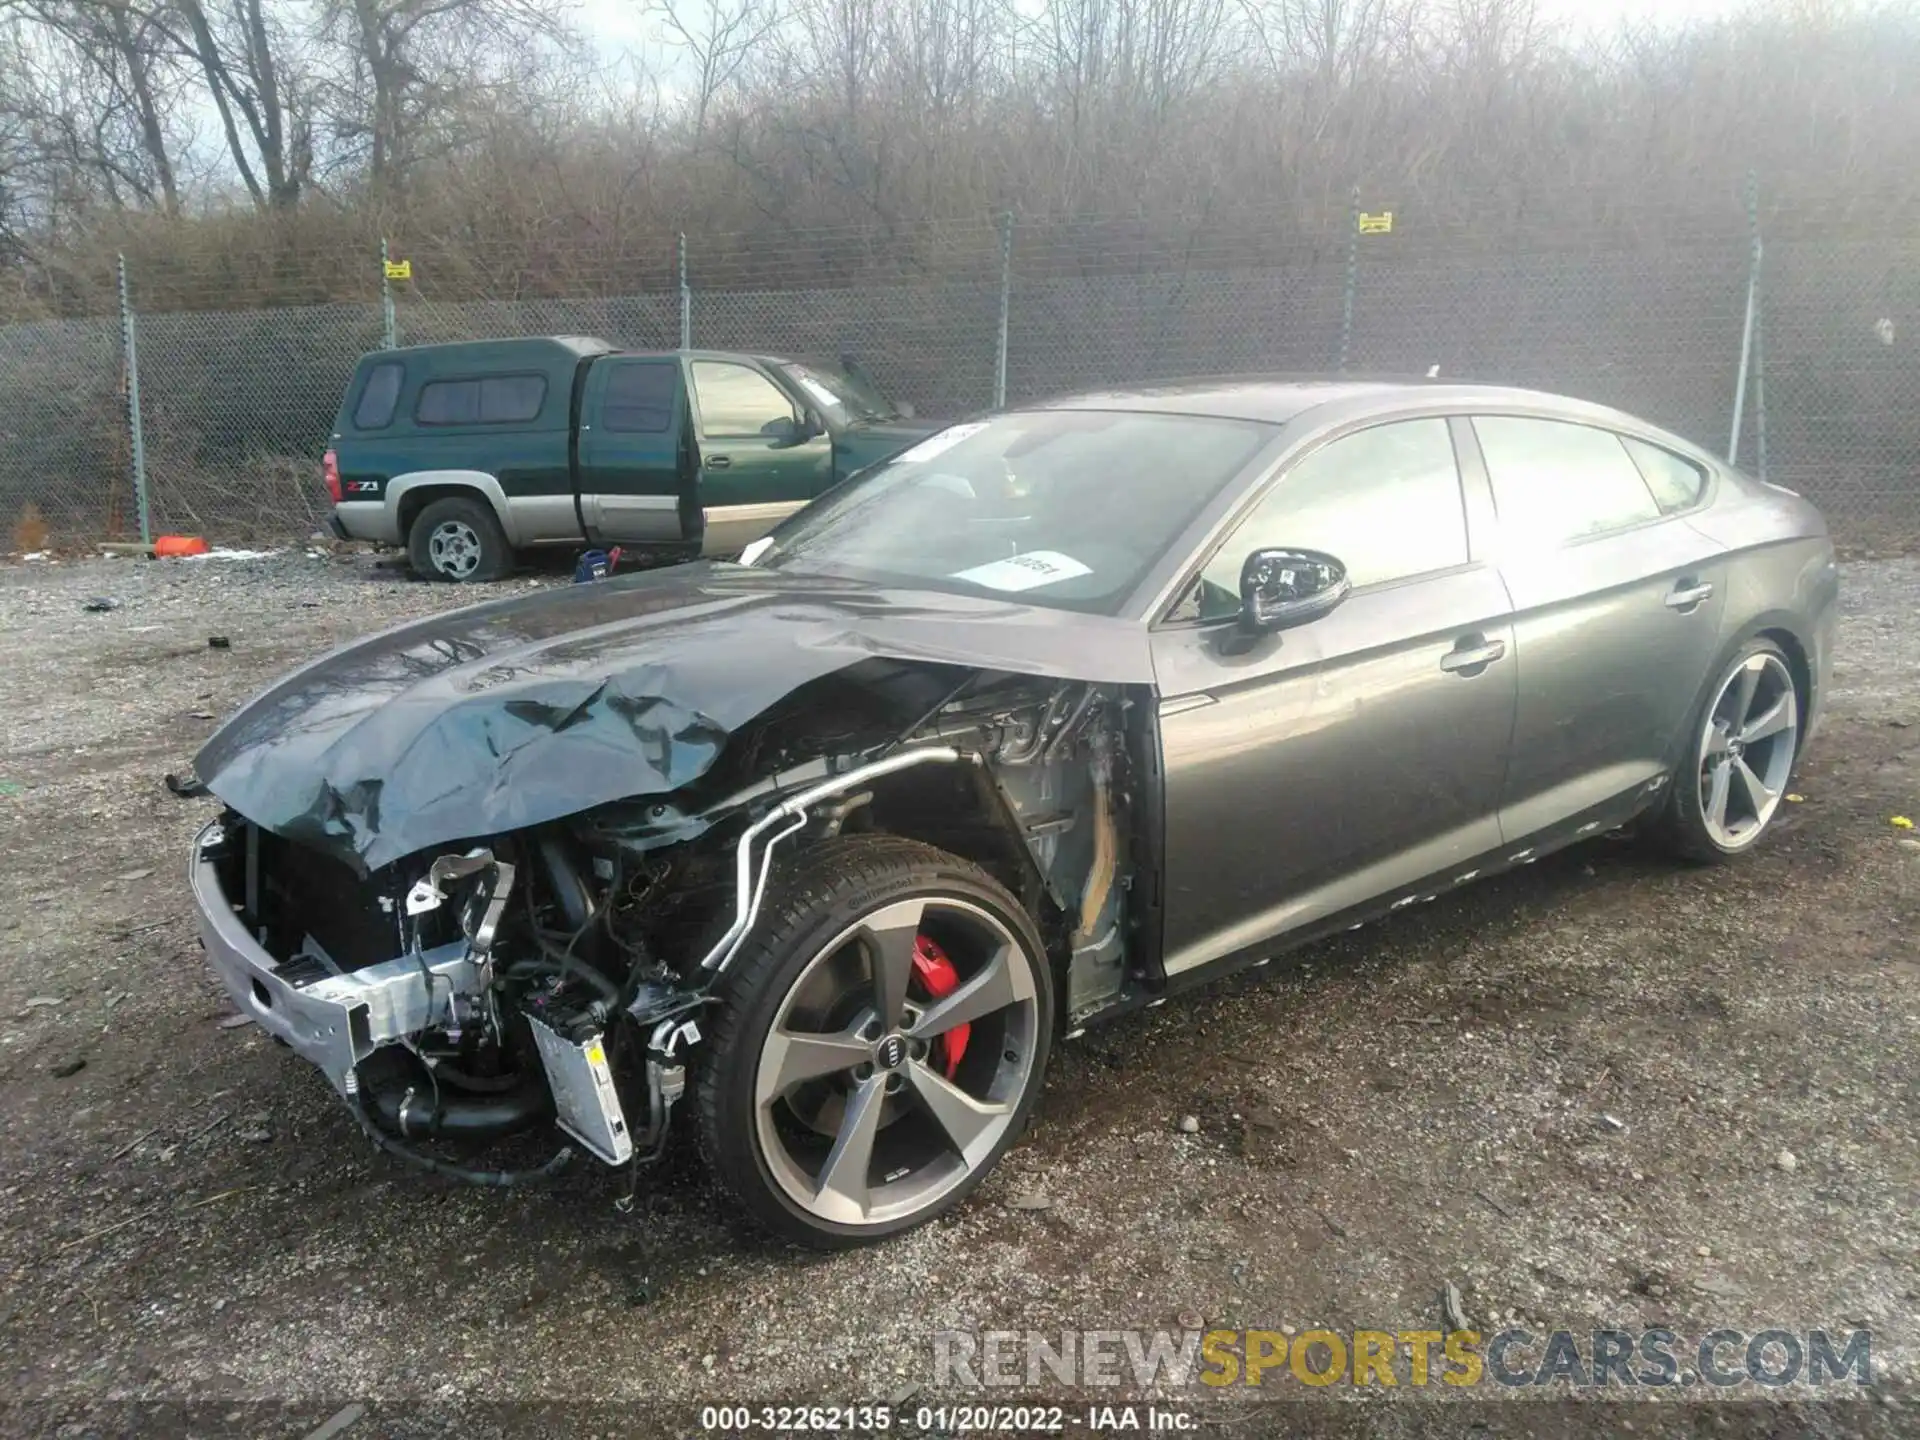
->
[1684,475,1840,742]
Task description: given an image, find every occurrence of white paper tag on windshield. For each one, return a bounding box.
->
[796,377,841,409]
[894,422,988,463]
[950,551,1093,592]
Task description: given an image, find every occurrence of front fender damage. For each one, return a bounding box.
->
[191,582,1151,1185]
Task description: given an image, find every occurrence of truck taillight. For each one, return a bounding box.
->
[322,449,341,504]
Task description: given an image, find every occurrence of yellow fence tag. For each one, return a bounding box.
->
[383,259,412,280]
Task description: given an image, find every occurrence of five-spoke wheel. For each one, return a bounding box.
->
[1656,637,1803,861]
[698,838,1052,1247]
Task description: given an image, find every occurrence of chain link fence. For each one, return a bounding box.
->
[1,218,1915,551]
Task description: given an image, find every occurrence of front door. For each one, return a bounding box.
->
[1151,417,1518,978]
[577,357,690,544]
[687,358,833,553]
[1463,416,1729,840]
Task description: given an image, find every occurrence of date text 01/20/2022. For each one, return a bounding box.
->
[696,1405,1195,1432]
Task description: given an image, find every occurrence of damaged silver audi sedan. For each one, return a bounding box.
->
[187,379,1837,1246]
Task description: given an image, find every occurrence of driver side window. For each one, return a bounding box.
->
[1193,418,1470,620]
[691,361,796,438]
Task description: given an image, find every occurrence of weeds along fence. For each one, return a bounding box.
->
[2,202,1915,550]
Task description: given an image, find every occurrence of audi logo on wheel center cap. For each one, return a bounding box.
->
[875,1034,908,1070]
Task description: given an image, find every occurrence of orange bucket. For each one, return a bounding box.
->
[153,535,211,558]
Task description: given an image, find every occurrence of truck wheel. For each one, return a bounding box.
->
[408,496,512,582]
[697,836,1053,1249]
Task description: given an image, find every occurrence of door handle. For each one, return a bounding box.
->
[706,454,732,469]
[1440,637,1507,674]
[1665,580,1714,610]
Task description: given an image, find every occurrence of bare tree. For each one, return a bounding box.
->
[322,0,574,188]
[649,0,784,138]
[7,0,185,211]
[168,0,316,208]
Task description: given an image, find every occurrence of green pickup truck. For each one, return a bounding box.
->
[323,336,940,580]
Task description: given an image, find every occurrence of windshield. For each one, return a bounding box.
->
[751,409,1275,615]
[782,360,898,424]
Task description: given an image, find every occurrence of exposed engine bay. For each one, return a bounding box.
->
[192,661,1147,1184]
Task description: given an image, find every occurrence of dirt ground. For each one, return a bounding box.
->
[0,549,1915,1439]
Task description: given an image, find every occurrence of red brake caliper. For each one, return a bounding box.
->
[911,935,969,1079]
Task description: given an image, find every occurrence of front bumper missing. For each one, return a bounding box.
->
[188,821,479,1098]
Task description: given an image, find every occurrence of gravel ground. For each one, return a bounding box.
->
[0,550,1915,1438]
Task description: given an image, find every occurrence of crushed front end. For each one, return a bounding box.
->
[191,814,701,1180]
[189,660,1145,1190]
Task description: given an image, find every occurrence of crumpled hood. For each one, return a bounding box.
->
[195,562,1150,872]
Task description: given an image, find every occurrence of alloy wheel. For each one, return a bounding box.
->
[427,519,483,579]
[1698,651,1798,850]
[753,896,1041,1228]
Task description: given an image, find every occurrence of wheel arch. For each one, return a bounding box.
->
[1662,611,1817,779]
[845,761,1068,967]
[390,471,517,545]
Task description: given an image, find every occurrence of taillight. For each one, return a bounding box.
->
[322,449,342,504]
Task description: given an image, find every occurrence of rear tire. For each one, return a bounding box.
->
[1652,637,1801,863]
[696,836,1053,1249]
[408,496,512,583]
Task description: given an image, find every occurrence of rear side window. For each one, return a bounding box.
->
[1621,436,1707,513]
[352,362,403,429]
[416,374,548,426]
[601,362,677,433]
[1473,417,1661,546]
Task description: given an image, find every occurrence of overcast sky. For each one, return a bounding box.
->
[579,0,1750,68]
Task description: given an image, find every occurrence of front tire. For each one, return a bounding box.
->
[1653,637,1801,862]
[408,496,512,582]
[697,837,1053,1248]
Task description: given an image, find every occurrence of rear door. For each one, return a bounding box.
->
[1151,416,1518,978]
[1464,415,1728,841]
[687,358,833,552]
[577,357,690,544]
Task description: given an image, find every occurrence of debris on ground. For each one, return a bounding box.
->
[1776,1149,1799,1172]
[1176,1114,1200,1134]
[48,1057,86,1078]
[218,1013,253,1030]
[0,550,1915,1409]
[152,536,211,558]
[1442,1279,1472,1333]
[20,995,61,1011]
[82,596,117,612]
[1006,1190,1054,1211]
[207,636,231,650]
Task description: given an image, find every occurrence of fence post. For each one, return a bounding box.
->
[1338,186,1360,372]
[1729,171,1763,467]
[116,254,152,546]
[1749,174,1768,483]
[380,238,398,350]
[993,211,1014,408]
[678,232,691,349]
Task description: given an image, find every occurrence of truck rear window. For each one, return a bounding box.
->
[352,362,403,429]
[416,374,547,426]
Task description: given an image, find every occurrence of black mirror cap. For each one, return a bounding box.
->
[1239,547,1352,632]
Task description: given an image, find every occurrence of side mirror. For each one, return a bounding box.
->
[765,413,822,446]
[1239,548,1351,632]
